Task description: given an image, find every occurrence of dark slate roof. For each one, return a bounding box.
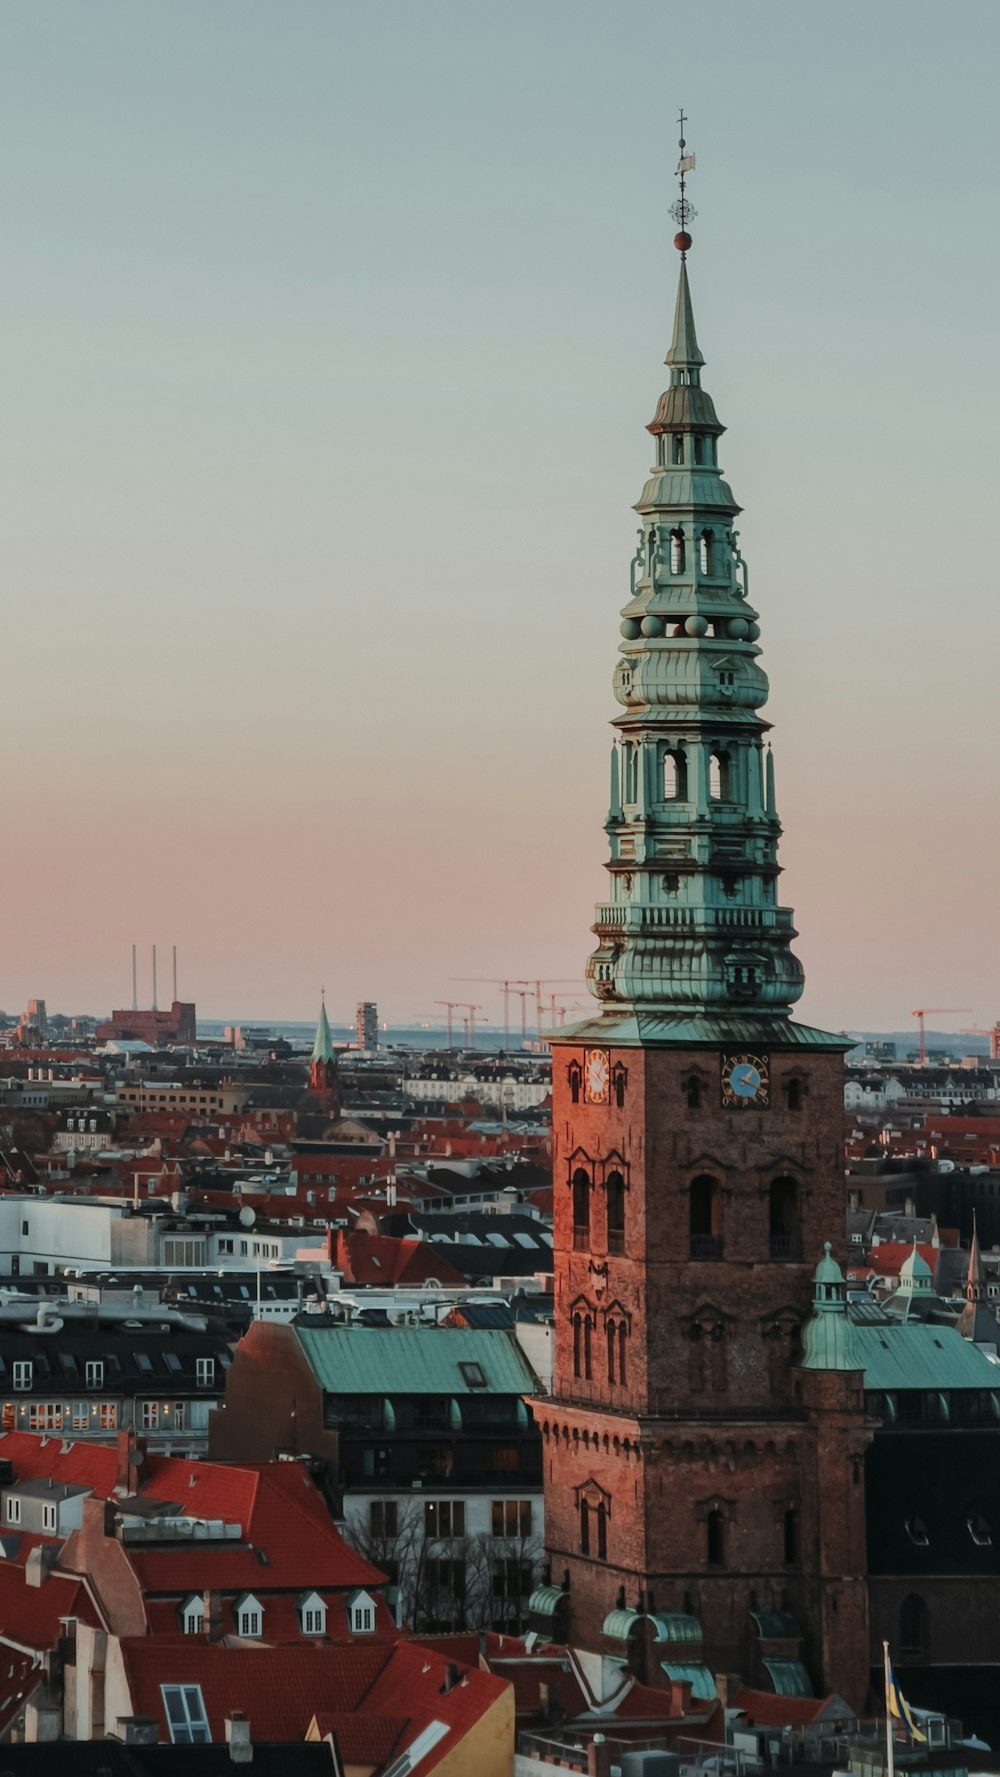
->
[866,1429,1000,1576]
[0,1744,339,1776]
[0,1328,232,1395]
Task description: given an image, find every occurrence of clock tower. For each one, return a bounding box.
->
[532,139,870,1707]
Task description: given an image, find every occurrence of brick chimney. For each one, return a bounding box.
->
[202,1589,224,1644]
[115,1430,145,1495]
[587,1734,612,1777]
[226,1714,252,1764]
[25,1545,58,1589]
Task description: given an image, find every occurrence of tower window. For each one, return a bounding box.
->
[597,1501,607,1560]
[689,1175,722,1259]
[580,1498,590,1555]
[700,529,713,574]
[769,1177,801,1261]
[685,1075,701,1109]
[618,1323,627,1387]
[672,434,683,465]
[900,1593,929,1662]
[693,435,705,465]
[607,1171,625,1253]
[783,1508,799,1566]
[662,747,688,801]
[573,1313,582,1379]
[706,1509,725,1568]
[607,1321,616,1384]
[670,529,685,575]
[785,1077,803,1112]
[708,750,731,800]
[572,1170,590,1250]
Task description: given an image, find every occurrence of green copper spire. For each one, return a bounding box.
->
[579,226,814,1035]
[312,995,335,1065]
[800,1245,863,1372]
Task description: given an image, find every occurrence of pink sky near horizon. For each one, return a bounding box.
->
[3,2,999,1034]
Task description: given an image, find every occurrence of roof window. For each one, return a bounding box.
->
[161,1684,210,1745]
[459,1361,487,1388]
[905,1514,929,1547]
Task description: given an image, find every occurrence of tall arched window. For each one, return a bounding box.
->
[689,1175,721,1259]
[900,1593,929,1663]
[618,1323,627,1387]
[572,1171,590,1251]
[624,744,638,804]
[606,1171,625,1254]
[693,435,705,465]
[706,1510,725,1568]
[769,1177,801,1261]
[580,1499,591,1555]
[783,1508,799,1566]
[662,747,688,801]
[672,434,683,465]
[699,529,713,575]
[708,750,731,800]
[607,1321,616,1384]
[596,1501,608,1560]
[785,1077,803,1112]
[573,1314,582,1379]
[670,528,685,574]
[584,1316,592,1381]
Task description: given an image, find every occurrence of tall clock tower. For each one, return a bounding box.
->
[532,145,870,1707]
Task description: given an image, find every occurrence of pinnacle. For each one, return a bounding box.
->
[665,259,704,373]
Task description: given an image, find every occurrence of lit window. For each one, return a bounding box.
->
[161,1685,210,1745]
[99,1404,118,1430]
[28,1403,62,1431]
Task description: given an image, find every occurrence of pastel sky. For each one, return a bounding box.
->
[4,0,999,1032]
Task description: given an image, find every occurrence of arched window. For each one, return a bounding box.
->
[708,750,731,800]
[706,1510,725,1568]
[613,1064,627,1109]
[769,1177,801,1261]
[573,1313,582,1379]
[785,1077,803,1111]
[572,1170,590,1251]
[689,1175,721,1259]
[569,1064,581,1105]
[662,747,688,801]
[596,1501,608,1560]
[900,1593,929,1663]
[624,744,638,805]
[580,1499,590,1555]
[584,1316,592,1381]
[670,528,685,574]
[672,434,683,465]
[685,1075,701,1110]
[693,435,705,465]
[783,1509,799,1567]
[607,1172,625,1254]
[699,529,713,574]
[607,1321,616,1384]
[618,1323,627,1387]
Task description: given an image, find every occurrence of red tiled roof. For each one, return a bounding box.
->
[732,1689,836,1727]
[120,1639,394,1740]
[0,1651,42,1737]
[311,1709,409,1764]
[867,1242,938,1276]
[0,1562,98,1650]
[333,1229,466,1288]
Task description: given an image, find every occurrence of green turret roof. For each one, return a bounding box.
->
[311,999,335,1065]
[799,1244,863,1373]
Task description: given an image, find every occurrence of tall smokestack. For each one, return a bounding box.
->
[151,944,158,1012]
[131,944,138,1012]
[172,945,178,1004]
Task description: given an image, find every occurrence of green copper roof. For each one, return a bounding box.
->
[527,1586,566,1621]
[665,260,704,372]
[853,1321,1000,1392]
[311,1000,335,1064]
[602,1609,642,1642]
[294,1325,536,1396]
[662,1661,717,1700]
[553,1011,852,1052]
[650,1612,702,1644]
[763,1659,813,1699]
[800,1245,863,1372]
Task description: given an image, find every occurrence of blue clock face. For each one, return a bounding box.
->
[721,1052,770,1107]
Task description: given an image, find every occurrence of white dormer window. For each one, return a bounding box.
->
[13,1362,32,1393]
[85,1360,104,1390]
[299,1591,327,1636]
[5,1496,21,1525]
[196,1358,215,1389]
[235,1594,262,1638]
[42,1502,57,1532]
[181,1595,204,1634]
[348,1589,377,1634]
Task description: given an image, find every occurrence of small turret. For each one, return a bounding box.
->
[800,1244,863,1372]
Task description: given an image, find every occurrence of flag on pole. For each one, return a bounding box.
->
[886,1660,927,1743]
[678,153,696,173]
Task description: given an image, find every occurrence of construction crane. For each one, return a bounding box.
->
[911,1008,972,1067]
[453,977,581,1048]
[453,979,531,1050]
[434,1000,481,1049]
[961,1026,1000,1062]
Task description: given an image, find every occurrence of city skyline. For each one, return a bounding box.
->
[6,0,999,1025]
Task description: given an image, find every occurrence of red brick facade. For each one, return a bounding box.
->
[534,1039,870,1707]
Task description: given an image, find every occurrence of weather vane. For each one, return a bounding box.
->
[670,108,697,258]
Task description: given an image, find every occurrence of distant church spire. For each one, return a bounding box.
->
[309,991,337,1097]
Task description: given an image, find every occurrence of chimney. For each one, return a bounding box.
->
[587,1734,611,1777]
[226,1714,253,1764]
[203,1589,224,1644]
[25,1544,58,1588]
[115,1429,145,1495]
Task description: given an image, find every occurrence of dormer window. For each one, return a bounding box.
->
[13,1362,32,1393]
[181,1595,204,1635]
[299,1591,327,1636]
[905,1515,929,1547]
[348,1589,377,1634]
[235,1593,262,1638]
[968,1512,992,1547]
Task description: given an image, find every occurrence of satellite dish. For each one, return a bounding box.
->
[239,1206,256,1228]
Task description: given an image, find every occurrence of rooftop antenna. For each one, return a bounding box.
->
[131,944,138,1013]
[151,944,158,1012]
[670,108,697,257]
[172,945,178,1004]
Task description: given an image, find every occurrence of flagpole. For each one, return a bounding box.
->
[883,1641,895,1777]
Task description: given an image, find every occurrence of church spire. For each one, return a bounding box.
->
[576,136,822,1039]
[309,991,337,1098]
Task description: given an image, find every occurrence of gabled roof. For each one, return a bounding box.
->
[295,1324,537,1396]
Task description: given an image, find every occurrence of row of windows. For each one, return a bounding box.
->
[572,1170,626,1252]
[1,1397,206,1440]
[5,1357,218,1392]
[5,1495,58,1531]
[369,1498,533,1540]
[576,1497,799,1569]
[572,1313,629,1386]
[215,1238,282,1259]
[689,1174,802,1261]
[662,434,717,469]
[620,742,735,804]
[177,1593,374,1641]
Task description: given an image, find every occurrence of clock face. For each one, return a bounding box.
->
[720,1051,769,1108]
[584,1049,610,1104]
